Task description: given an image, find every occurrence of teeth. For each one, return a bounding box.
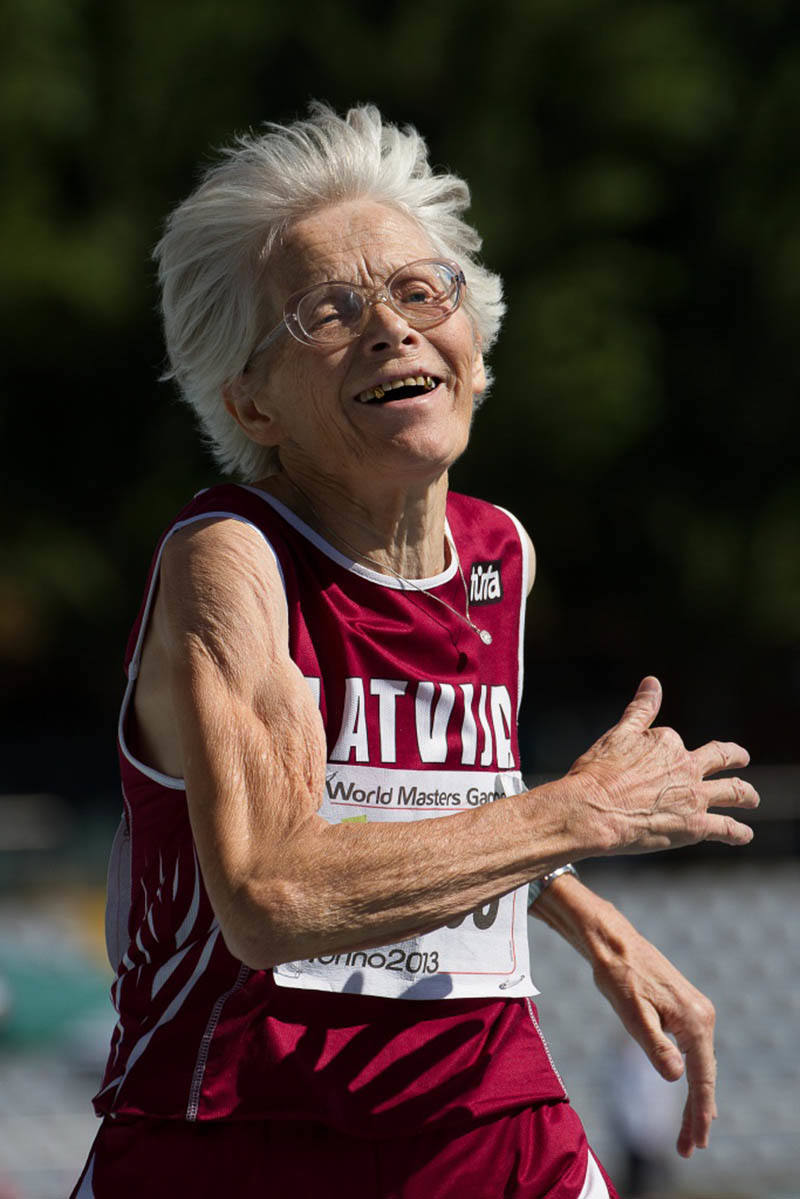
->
[357,376,437,403]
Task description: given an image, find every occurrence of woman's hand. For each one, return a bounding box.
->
[590,914,718,1158]
[567,676,759,854]
[531,872,722,1158]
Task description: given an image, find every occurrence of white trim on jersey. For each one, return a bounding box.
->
[579,1151,612,1199]
[105,815,132,971]
[117,510,286,789]
[493,504,529,718]
[112,925,222,1103]
[73,1149,95,1197]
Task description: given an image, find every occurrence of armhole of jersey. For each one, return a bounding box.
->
[493,505,529,717]
[117,511,288,790]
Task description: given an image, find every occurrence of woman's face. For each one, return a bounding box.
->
[237,199,486,489]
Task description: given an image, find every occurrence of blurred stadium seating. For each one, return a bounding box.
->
[0,773,797,1198]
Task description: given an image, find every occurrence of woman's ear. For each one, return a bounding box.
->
[223,376,284,447]
[471,334,487,396]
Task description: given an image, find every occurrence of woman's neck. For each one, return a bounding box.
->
[256,465,451,580]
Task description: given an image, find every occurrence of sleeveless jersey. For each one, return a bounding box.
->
[94,483,567,1134]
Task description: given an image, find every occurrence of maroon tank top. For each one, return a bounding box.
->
[95,484,566,1134]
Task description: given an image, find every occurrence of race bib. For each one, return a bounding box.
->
[272,766,536,1000]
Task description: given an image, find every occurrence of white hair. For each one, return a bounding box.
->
[154,102,506,480]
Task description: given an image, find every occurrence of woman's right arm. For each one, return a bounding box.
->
[132,517,758,970]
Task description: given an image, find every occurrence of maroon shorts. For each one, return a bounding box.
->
[72,1102,619,1199]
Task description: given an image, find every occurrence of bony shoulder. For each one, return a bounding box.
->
[160,515,279,588]
[157,514,289,647]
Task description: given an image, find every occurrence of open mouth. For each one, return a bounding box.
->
[356,375,440,404]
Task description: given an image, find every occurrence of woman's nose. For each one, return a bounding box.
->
[362,295,419,351]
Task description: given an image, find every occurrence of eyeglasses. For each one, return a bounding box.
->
[249,258,466,359]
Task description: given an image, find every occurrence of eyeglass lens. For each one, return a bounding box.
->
[296,261,460,344]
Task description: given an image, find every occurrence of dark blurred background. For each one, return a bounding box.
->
[2,0,798,804]
[1,2,798,1195]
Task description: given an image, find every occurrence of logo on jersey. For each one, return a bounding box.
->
[469,560,503,605]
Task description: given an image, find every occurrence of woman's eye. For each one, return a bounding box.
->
[305,289,361,330]
[397,284,437,305]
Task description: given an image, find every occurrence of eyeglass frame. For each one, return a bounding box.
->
[246,257,467,363]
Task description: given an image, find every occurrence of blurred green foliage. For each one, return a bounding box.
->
[1,0,798,786]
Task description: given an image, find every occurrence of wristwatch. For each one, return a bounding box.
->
[527,863,579,906]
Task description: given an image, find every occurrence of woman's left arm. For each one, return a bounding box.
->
[529,872,717,1159]
[522,520,718,1156]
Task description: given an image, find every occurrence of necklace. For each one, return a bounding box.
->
[284,478,493,646]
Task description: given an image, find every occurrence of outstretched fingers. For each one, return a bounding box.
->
[702,812,755,846]
[695,752,758,848]
[701,775,760,811]
[691,739,750,777]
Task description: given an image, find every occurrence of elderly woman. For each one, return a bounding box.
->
[71,105,757,1199]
